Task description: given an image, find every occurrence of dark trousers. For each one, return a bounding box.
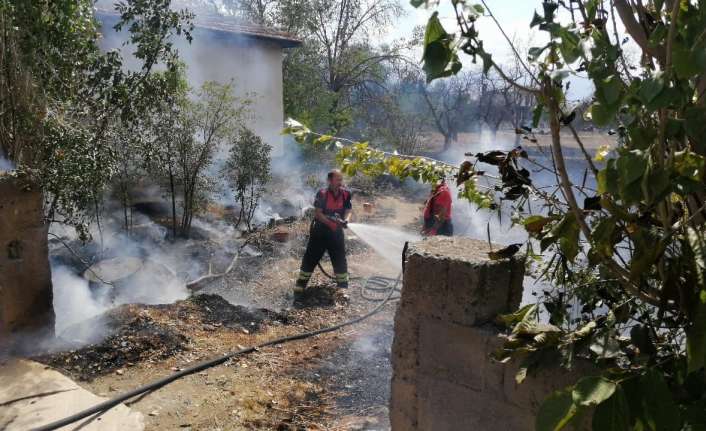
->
[424,217,454,236]
[298,222,348,287]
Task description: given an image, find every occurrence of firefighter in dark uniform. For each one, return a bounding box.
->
[295,170,352,292]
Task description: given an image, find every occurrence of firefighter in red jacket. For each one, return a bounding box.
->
[422,179,453,236]
[295,170,352,292]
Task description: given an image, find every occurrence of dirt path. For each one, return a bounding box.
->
[54,194,420,430]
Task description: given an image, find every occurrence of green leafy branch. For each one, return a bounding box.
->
[283,118,495,208]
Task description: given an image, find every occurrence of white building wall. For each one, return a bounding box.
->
[179,32,286,157]
[99,19,287,156]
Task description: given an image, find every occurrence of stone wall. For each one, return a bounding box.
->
[390,237,582,430]
[0,173,54,344]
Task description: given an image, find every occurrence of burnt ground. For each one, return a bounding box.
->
[29,193,419,430]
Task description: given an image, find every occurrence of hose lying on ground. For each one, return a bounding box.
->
[31,273,402,431]
[316,262,402,302]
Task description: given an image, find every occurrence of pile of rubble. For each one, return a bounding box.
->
[293,284,349,309]
[36,294,288,380]
[168,293,288,331]
[36,312,188,380]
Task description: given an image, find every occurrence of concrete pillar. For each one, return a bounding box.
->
[390,237,582,430]
[0,173,54,345]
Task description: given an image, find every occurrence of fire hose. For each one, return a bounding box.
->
[32,269,404,431]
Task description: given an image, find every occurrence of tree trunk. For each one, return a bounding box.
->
[168,168,177,241]
[442,134,453,154]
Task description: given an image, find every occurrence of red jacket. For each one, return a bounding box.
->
[423,182,453,222]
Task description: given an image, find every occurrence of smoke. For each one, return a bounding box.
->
[46,207,254,346]
[0,154,15,171]
[52,265,108,339]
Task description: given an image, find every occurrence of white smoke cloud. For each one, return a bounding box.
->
[0,154,15,171]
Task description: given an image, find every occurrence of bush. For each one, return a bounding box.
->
[225,128,271,230]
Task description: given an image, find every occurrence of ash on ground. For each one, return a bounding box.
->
[35,294,287,381]
[293,283,350,309]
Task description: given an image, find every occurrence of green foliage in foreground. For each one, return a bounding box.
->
[283,118,494,209]
[289,0,706,429]
[0,0,193,236]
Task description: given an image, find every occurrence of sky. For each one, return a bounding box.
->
[391,0,539,63]
[388,1,597,100]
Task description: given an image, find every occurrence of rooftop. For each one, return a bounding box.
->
[95,2,301,48]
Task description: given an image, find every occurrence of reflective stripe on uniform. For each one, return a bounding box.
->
[335,273,349,282]
[297,271,312,281]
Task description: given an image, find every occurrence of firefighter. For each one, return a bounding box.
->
[422,178,453,236]
[295,170,352,292]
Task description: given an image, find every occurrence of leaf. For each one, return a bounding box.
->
[591,217,616,258]
[630,324,656,356]
[572,321,597,340]
[590,101,615,126]
[637,73,664,105]
[597,160,619,195]
[672,44,701,79]
[596,75,622,105]
[685,107,706,154]
[616,150,647,204]
[557,26,581,64]
[314,134,333,145]
[572,376,617,407]
[488,243,522,260]
[529,44,550,60]
[640,369,681,431]
[550,213,580,262]
[591,387,630,431]
[421,13,461,82]
[497,304,537,328]
[583,196,601,211]
[674,150,705,181]
[542,1,558,20]
[590,330,622,359]
[629,228,660,280]
[523,215,553,234]
[536,389,580,431]
[530,11,544,28]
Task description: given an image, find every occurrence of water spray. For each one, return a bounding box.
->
[347,223,421,271]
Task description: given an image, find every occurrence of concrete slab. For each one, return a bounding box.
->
[0,358,143,430]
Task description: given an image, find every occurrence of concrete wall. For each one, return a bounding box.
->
[99,20,287,157]
[0,174,54,344]
[390,237,582,430]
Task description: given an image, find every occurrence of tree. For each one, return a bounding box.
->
[354,59,428,155]
[235,0,403,132]
[175,81,249,237]
[421,71,479,153]
[110,122,144,234]
[142,68,191,240]
[288,0,706,428]
[0,0,193,238]
[225,128,272,230]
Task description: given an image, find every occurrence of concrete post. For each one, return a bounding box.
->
[0,173,54,346]
[390,237,582,430]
